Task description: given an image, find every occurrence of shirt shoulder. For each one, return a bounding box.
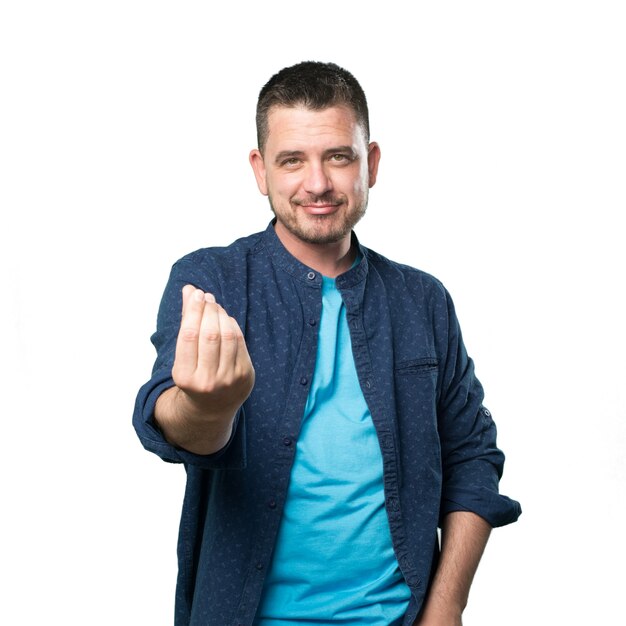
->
[174,229,266,271]
[362,245,448,302]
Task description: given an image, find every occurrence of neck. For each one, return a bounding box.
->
[274,222,355,278]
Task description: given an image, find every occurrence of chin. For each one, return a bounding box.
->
[296,216,355,245]
[272,202,367,245]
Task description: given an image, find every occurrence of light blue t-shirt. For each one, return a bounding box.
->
[255,275,411,625]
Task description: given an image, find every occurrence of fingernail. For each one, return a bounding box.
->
[194,290,204,302]
[204,293,216,303]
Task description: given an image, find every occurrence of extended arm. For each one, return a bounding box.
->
[154,284,255,455]
[415,512,491,625]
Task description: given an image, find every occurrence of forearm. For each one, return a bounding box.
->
[415,511,491,625]
[154,386,236,455]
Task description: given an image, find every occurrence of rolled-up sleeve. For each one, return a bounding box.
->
[437,290,521,527]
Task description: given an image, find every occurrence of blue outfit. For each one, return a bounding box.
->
[133,221,521,626]
[254,275,410,625]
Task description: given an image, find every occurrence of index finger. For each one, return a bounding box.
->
[174,288,207,381]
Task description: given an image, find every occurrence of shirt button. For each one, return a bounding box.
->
[256,562,264,570]
[307,271,316,280]
[282,437,292,446]
[387,497,399,511]
[365,380,371,389]
[268,499,277,509]
[308,318,317,326]
[300,376,308,385]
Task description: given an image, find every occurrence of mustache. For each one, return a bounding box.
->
[291,194,345,206]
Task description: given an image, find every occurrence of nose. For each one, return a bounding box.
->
[303,161,332,197]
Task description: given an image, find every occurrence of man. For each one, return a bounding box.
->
[134,61,521,626]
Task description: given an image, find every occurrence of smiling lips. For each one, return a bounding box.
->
[293,197,344,215]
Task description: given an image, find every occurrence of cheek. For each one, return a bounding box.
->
[342,168,368,195]
[269,172,299,197]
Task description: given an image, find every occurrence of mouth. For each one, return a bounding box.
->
[293,199,343,216]
[302,204,340,216]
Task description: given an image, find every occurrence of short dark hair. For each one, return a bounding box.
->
[256,61,370,153]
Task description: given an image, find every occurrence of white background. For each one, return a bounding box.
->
[1,1,624,624]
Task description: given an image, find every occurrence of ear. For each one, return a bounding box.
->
[249,149,268,196]
[367,142,381,188]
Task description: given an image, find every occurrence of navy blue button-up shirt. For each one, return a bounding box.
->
[133,222,521,626]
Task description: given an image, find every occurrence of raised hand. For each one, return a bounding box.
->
[155,285,255,454]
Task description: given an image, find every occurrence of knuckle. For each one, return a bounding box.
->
[200,331,221,343]
[171,368,190,388]
[179,327,200,342]
[197,381,217,394]
[219,374,235,388]
[177,376,216,396]
[220,329,238,342]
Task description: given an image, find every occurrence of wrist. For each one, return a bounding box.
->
[417,599,463,626]
[155,386,236,455]
[175,386,238,426]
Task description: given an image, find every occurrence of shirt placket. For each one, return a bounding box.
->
[234,271,323,626]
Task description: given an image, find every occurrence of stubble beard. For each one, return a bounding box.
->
[268,193,368,245]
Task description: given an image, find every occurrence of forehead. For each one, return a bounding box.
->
[265,105,366,152]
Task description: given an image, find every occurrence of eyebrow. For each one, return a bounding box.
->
[274,150,305,164]
[323,146,358,159]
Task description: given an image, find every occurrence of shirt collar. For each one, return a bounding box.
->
[261,220,369,289]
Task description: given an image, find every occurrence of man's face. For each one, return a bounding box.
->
[250,105,380,246]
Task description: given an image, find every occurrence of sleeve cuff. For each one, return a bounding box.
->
[440,486,522,528]
[132,370,247,469]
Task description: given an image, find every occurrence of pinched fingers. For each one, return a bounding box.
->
[173,287,253,397]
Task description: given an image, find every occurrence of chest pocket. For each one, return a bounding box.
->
[395,357,439,376]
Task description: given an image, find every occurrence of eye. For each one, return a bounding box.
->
[282,157,301,167]
[329,153,355,164]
